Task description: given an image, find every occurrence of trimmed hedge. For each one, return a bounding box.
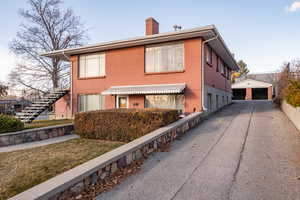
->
[0,114,24,134]
[284,80,300,107]
[75,108,180,142]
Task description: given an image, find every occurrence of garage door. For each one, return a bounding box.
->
[232,89,246,100]
[252,88,268,100]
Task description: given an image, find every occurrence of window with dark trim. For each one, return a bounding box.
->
[228,68,231,80]
[227,67,230,79]
[205,45,212,65]
[224,66,227,78]
[218,58,225,74]
[216,56,219,72]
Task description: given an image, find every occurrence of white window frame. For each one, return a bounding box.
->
[145,42,184,73]
[218,58,225,74]
[228,69,231,80]
[78,94,105,112]
[144,94,185,112]
[207,93,212,112]
[79,53,106,78]
[206,45,212,64]
[116,95,129,108]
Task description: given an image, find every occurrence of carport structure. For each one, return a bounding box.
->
[232,79,273,100]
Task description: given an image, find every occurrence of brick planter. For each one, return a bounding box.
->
[0,124,74,147]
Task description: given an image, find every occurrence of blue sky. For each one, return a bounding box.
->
[1,0,300,82]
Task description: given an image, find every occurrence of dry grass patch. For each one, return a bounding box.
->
[0,138,124,200]
[24,119,74,129]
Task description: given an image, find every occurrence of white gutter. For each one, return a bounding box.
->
[62,51,71,61]
[201,32,219,111]
[41,26,215,57]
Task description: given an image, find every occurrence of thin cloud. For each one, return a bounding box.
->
[0,47,17,82]
[286,1,300,12]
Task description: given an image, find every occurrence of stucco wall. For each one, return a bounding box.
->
[70,38,203,114]
[204,84,232,113]
[281,100,300,132]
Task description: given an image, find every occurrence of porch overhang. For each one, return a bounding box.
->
[102,83,186,95]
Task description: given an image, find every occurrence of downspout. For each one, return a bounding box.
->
[201,33,218,111]
[62,51,73,118]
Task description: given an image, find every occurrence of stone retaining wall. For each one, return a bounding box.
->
[0,124,74,147]
[281,100,300,132]
[10,112,203,200]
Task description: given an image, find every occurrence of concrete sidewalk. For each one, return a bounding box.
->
[0,134,79,153]
[96,101,300,200]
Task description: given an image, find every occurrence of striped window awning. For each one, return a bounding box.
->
[102,83,186,95]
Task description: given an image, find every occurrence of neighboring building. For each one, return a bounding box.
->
[42,18,239,117]
[246,73,279,97]
[232,78,273,100]
[0,97,31,115]
[232,72,280,101]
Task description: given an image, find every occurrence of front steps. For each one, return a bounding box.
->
[17,89,69,123]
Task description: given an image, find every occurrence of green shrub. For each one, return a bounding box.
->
[284,80,300,107]
[0,114,24,133]
[75,108,179,142]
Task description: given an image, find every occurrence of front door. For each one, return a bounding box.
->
[117,95,128,108]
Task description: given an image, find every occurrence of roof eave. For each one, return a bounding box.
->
[41,26,215,58]
[41,25,239,71]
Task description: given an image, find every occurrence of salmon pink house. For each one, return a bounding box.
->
[42,18,239,118]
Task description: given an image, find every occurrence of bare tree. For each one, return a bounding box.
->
[289,59,300,80]
[0,83,8,97]
[9,0,87,92]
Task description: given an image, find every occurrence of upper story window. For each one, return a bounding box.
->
[205,45,212,64]
[218,58,224,74]
[227,68,231,80]
[145,42,184,73]
[79,53,105,78]
[222,64,225,75]
[216,57,219,72]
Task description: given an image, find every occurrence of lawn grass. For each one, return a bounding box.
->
[24,119,74,130]
[0,138,124,199]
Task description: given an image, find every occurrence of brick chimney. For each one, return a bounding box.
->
[146,17,159,35]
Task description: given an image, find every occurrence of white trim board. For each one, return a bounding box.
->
[232,79,272,89]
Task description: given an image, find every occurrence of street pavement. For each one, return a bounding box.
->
[97,101,300,200]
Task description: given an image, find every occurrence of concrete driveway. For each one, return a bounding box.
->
[97,101,300,200]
